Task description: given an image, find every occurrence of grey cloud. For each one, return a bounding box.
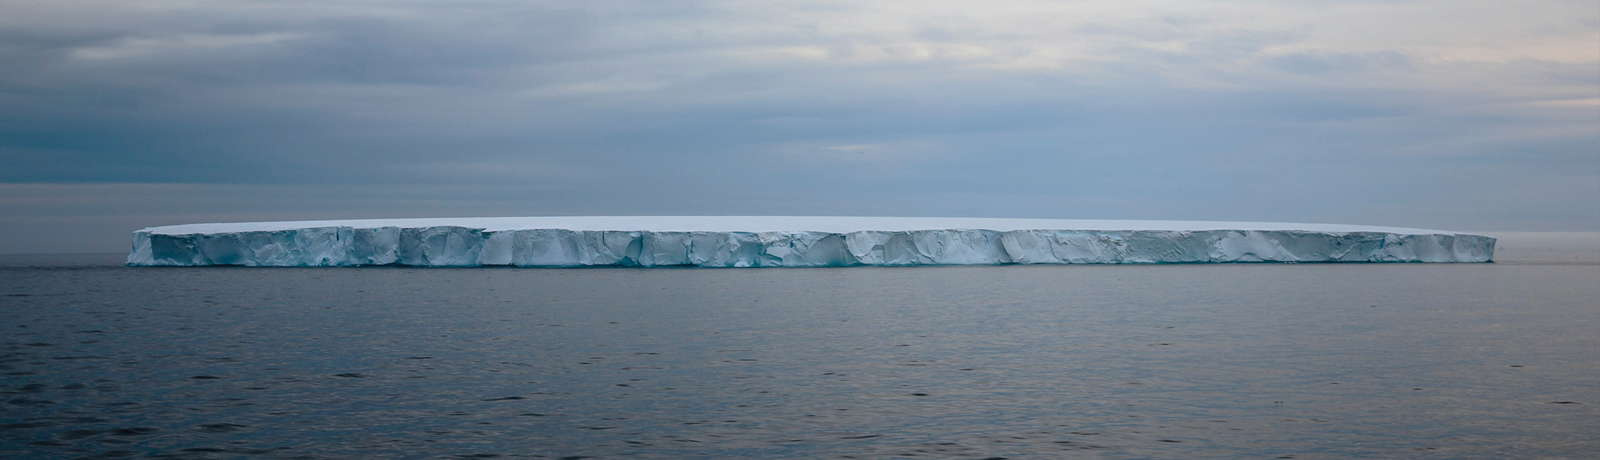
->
[0,0,1595,253]
[1266,51,1411,74]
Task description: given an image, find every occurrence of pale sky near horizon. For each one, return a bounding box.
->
[2,0,1596,253]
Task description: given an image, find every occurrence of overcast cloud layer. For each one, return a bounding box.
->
[2,0,1596,253]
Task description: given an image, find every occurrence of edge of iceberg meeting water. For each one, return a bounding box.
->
[125,216,1495,267]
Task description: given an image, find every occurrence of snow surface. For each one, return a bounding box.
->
[127,216,1495,267]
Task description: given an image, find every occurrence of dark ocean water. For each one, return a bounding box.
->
[2,247,1597,459]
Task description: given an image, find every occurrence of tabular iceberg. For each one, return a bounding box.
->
[126,216,1495,267]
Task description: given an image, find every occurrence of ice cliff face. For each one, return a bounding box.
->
[126,217,1495,267]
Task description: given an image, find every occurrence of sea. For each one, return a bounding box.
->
[2,233,1596,459]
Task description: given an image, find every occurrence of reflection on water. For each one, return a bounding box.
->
[2,253,1597,459]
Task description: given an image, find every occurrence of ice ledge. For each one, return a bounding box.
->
[126,216,1495,267]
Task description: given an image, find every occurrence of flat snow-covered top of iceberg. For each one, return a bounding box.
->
[139,216,1481,237]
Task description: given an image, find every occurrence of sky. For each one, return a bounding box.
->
[1,0,1597,254]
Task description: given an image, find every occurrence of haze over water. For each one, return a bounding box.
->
[2,236,1596,459]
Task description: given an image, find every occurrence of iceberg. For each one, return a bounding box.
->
[126,216,1495,267]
